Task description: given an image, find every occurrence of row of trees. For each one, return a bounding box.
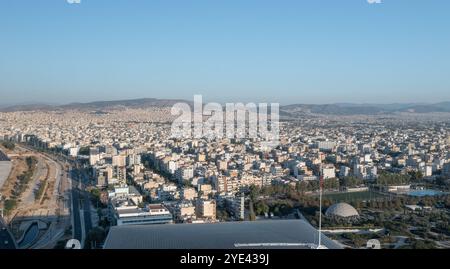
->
[3,156,38,215]
[78,146,90,156]
[376,172,411,185]
[1,141,15,150]
[84,227,107,249]
[294,178,340,193]
[400,239,437,249]
[339,176,364,188]
[89,188,107,209]
[34,182,46,202]
[252,199,295,217]
[249,184,333,219]
[216,207,232,221]
[249,177,343,201]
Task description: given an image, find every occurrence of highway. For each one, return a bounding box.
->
[70,166,94,247]
[70,170,83,242]
[79,169,93,245]
[2,144,94,248]
[82,190,93,235]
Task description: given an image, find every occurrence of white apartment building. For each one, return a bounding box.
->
[111,203,173,226]
[321,166,336,179]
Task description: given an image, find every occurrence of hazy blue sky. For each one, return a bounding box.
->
[1,0,449,105]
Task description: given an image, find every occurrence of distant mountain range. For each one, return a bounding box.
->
[281,102,450,115]
[0,98,191,112]
[1,98,450,115]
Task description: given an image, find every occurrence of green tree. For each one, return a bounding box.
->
[78,146,90,156]
[340,176,363,188]
[249,201,256,221]
[1,141,15,150]
[84,227,107,249]
[254,200,269,215]
[410,239,436,249]
[26,156,37,169]
[409,171,424,182]
[249,185,260,201]
[3,199,17,214]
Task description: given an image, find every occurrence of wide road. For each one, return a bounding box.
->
[12,144,93,247]
[79,170,93,242]
[82,190,93,235]
[70,170,82,242]
[70,167,93,247]
[0,216,16,249]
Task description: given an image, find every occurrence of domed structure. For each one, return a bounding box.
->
[325,203,359,218]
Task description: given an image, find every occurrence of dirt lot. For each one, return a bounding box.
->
[0,145,50,220]
[0,155,29,200]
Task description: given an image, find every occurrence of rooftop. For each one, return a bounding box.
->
[0,150,10,162]
[325,203,359,218]
[104,219,341,249]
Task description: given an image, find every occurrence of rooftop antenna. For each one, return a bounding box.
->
[317,174,325,249]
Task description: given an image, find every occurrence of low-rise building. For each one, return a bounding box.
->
[110,202,173,226]
[196,199,216,220]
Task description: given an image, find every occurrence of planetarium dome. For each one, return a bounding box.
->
[325,203,359,218]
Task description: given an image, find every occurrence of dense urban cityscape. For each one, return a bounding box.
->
[1,102,450,249]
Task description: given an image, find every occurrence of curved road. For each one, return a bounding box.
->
[3,144,94,249]
[0,216,16,249]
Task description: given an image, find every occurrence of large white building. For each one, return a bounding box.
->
[68,147,79,157]
[111,203,173,226]
[317,141,336,151]
[321,166,336,179]
[104,219,342,249]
